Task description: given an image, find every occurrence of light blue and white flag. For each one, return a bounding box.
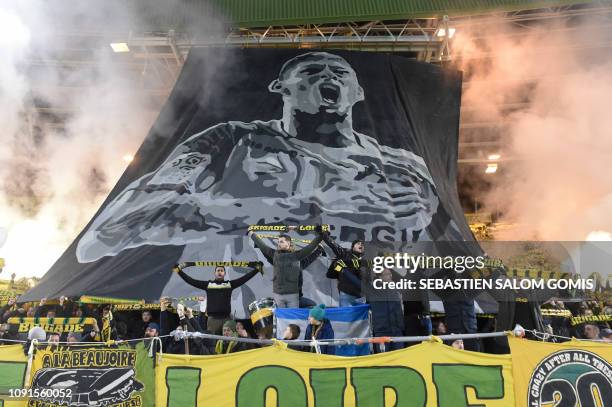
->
[275,304,371,356]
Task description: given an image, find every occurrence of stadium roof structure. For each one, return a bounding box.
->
[212,0,596,26]
[124,1,608,59]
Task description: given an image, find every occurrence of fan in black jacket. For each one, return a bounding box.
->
[321,231,370,307]
[173,263,262,334]
[160,303,211,355]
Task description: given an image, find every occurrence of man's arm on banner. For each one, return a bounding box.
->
[174,266,211,290]
[249,231,276,260]
[230,265,262,289]
[76,124,236,262]
[321,229,347,258]
[301,244,325,268]
[293,228,324,261]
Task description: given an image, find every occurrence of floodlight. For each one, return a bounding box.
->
[436,28,456,38]
[110,43,130,53]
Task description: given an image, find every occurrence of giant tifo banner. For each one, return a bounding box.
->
[20,48,476,313]
[509,336,612,407]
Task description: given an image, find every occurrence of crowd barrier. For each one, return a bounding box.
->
[0,334,610,406]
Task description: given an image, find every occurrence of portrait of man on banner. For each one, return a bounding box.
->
[76,52,444,264]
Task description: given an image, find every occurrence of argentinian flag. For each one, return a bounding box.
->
[275,304,371,356]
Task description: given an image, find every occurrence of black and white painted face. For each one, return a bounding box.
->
[274,55,364,116]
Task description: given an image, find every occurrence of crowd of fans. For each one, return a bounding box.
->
[0,227,610,356]
[0,293,341,356]
[540,299,612,342]
[1,293,608,358]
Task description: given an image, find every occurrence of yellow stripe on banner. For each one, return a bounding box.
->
[193,261,251,267]
[79,295,144,305]
[248,224,330,232]
[7,317,96,325]
[540,309,572,318]
[249,225,288,232]
[570,314,612,326]
[0,290,22,306]
[7,317,97,333]
[255,233,317,244]
[113,303,162,311]
[250,308,273,324]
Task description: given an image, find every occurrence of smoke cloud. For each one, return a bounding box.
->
[2,4,609,280]
[454,16,612,241]
[0,1,227,278]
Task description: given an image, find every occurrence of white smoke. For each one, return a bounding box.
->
[0,1,227,278]
[454,16,612,241]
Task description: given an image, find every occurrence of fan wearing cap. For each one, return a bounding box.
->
[145,322,160,338]
[444,335,464,350]
[215,320,254,354]
[133,321,163,357]
[322,230,369,307]
[304,304,335,355]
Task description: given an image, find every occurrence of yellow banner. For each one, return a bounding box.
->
[79,295,144,305]
[0,290,24,306]
[248,224,330,232]
[156,340,515,406]
[0,345,28,407]
[252,233,319,244]
[7,317,97,334]
[113,302,162,311]
[3,337,609,406]
[0,290,15,303]
[570,314,612,326]
[540,308,572,318]
[509,336,612,407]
